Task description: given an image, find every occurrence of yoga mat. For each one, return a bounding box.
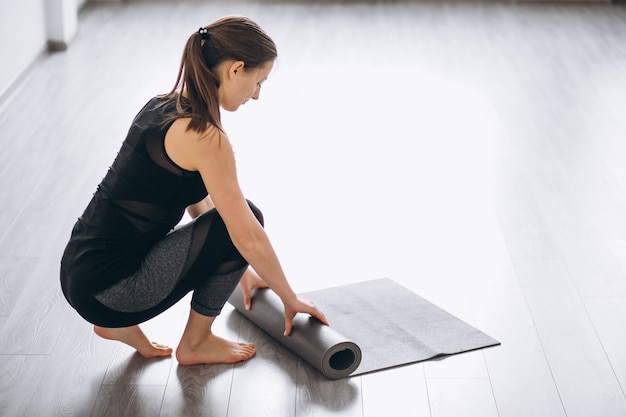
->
[228,278,500,379]
[229,285,362,379]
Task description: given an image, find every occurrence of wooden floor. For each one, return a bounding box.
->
[1,0,626,415]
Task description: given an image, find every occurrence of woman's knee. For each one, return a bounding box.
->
[246,199,264,227]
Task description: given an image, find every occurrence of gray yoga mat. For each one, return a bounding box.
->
[228,278,499,379]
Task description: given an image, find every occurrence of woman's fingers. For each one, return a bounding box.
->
[283,315,294,336]
[310,306,329,326]
[283,299,329,336]
[239,268,269,310]
[243,290,252,310]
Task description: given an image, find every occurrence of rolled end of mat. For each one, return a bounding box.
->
[228,288,362,380]
[321,341,362,379]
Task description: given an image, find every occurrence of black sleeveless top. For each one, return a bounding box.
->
[61,96,208,298]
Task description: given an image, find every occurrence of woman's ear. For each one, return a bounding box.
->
[228,60,245,79]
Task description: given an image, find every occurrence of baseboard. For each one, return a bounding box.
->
[48,40,69,52]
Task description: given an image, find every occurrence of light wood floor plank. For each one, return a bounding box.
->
[21,316,116,417]
[0,256,65,355]
[160,363,234,417]
[419,289,491,380]
[526,178,626,297]
[91,384,166,417]
[0,112,69,220]
[418,290,499,416]
[514,259,626,417]
[362,365,430,417]
[584,296,626,397]
[227,314,299,417]
[102,350,174,387]
[0,211,18,243]
[427,379,499,417]
[608,239,626,277]
[0,256,39,324]
[473,288,567,417]
[0,354,49,417]
[490,175,562,260]
[295,365,363,417]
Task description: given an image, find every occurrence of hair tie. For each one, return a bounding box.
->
[198,27,210,40]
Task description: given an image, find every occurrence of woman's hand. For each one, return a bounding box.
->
[239,267,269,310]
[283,298,329,336]
[239,268,329,336]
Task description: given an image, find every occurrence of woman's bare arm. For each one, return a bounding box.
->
[165,119,328,335]
[186,195,215,219]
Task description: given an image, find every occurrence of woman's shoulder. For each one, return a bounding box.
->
[169,117,224,142]
[165,118,230,172]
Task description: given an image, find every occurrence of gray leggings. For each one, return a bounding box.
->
[90,201,263,327]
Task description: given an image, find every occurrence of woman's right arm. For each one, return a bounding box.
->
[166,119,328,335]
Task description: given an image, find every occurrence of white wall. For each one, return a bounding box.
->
[0,0,86,100]
[46,0,79,48]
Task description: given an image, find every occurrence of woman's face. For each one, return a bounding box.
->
[219,60,274,112]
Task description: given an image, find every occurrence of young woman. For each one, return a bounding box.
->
[60,16,328,365]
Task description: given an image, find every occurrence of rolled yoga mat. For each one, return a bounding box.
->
[228,278,500,380]
[229,284,362,379]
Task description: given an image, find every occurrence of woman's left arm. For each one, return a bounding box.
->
[186,195,215,219]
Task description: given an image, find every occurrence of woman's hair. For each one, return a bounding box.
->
[163,16,277,133]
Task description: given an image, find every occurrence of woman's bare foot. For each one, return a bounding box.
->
[176,334,256,365]
[175,308,256,365]
[94,325,173,358]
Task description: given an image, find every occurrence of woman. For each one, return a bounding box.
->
[60,16,328,365]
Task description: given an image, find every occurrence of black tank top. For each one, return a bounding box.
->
[61,96,207,296]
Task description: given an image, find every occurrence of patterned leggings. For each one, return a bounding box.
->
[86,201,263,327]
